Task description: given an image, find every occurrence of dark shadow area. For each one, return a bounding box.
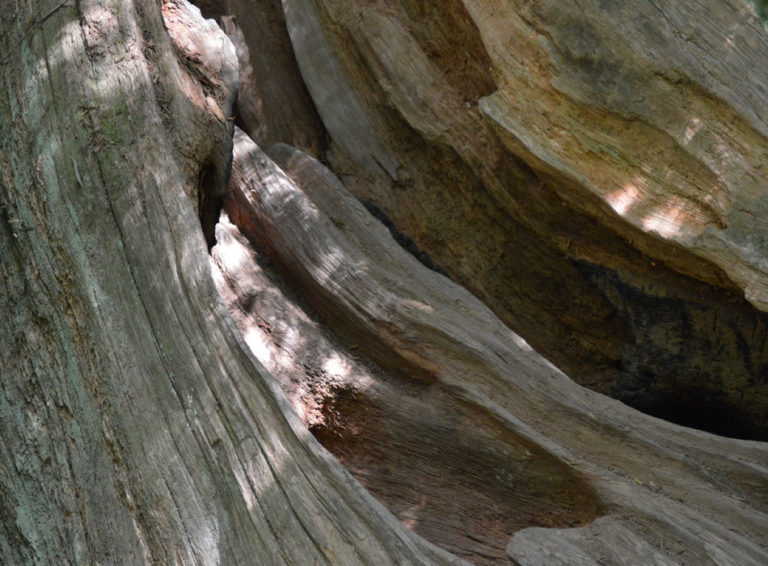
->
[198,163,224,249]
[750,0,768,23]
[639,395,765,441]
[572,259,768,442]
[358,197,452,279]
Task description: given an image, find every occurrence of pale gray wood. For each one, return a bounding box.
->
[0,1,468,564]
[193,0,328,154]
[281,0,399,179]
[277,0,768,434]
[225,128,768,565]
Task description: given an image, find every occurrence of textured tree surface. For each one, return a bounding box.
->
[1,1,768,566]
[213,127,768,565]
[0,1,463,564]
[244,0,768,438]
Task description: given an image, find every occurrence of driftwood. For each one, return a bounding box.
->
[217,127,768,565]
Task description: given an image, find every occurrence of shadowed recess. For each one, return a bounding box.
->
[310,384,603,565]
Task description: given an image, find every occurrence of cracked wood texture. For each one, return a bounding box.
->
[217,127,768,565]
[1,1,768,566]
[193,0,768,440]
[230,0,767,438]
[0,1,464,564]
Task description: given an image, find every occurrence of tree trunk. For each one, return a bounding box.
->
[1,1,767,566]
[0,1,461,564]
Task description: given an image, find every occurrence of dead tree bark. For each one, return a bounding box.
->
[2,0,768,565]
[0,1,463,564]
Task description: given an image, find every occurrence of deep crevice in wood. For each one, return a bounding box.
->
[197,163,224,249]
[357,197,452,279]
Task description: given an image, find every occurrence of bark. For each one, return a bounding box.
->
[0,1,462,564]
[1,1,767,566]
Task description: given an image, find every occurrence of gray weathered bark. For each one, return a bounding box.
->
[0,1,464,564]
[2,0,768,565]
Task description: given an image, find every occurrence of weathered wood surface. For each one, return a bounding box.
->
[0,1,467,564]
[221,127,768,565]
[193,0,327,154]
[270,0,768,436]
[211,208,602,565]
[3,0,768,564]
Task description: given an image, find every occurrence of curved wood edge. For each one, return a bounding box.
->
[225,126,768,565]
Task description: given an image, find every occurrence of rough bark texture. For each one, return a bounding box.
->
[2,0,768,565]
[0,1,464,564]
[213,127,768,565]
